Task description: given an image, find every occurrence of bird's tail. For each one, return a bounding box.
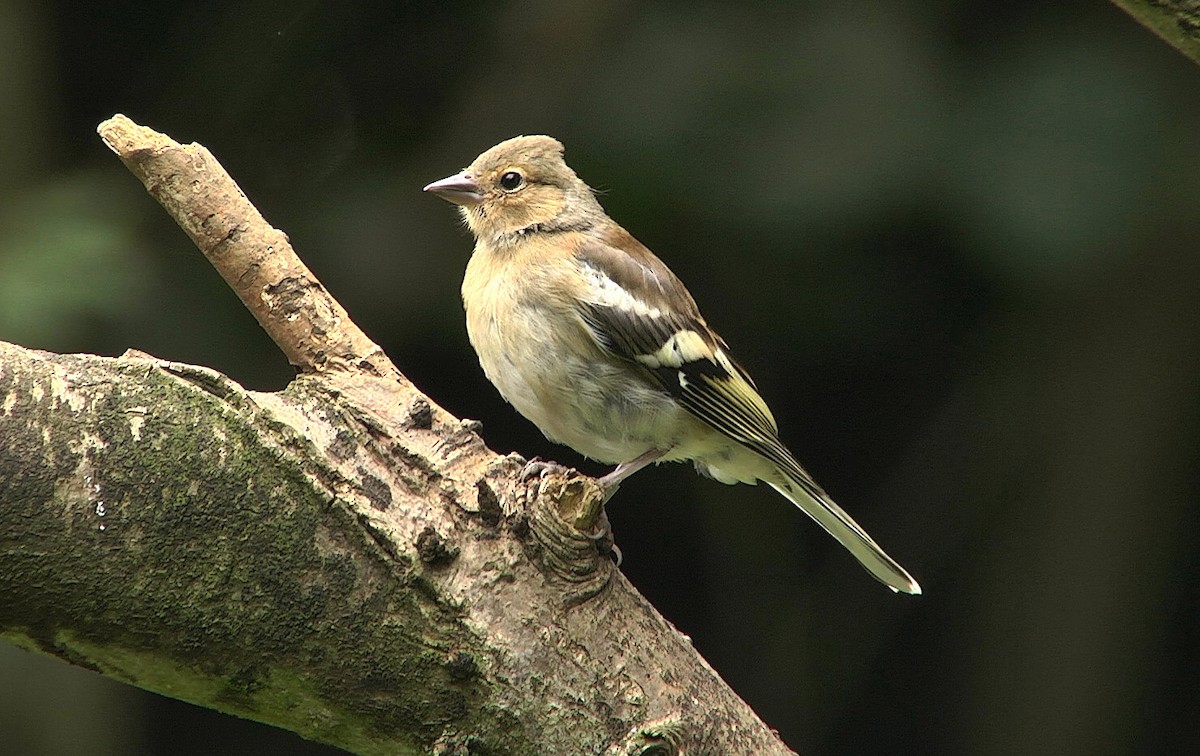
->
[769,465,921,595]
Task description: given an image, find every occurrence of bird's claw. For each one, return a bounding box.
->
[581,508,621,566]
[519,457,571,482]
[606,543,623,567]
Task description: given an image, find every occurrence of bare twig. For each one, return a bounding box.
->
[97,114,398,378]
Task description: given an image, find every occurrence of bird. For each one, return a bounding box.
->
[423,135,920,594]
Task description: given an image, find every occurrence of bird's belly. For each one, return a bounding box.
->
[466,301,696,464]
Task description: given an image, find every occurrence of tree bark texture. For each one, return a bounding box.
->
[0,116,795,755]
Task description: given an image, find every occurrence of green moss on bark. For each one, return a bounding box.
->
[0,351,522,754]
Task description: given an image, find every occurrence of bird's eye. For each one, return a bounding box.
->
[499,171,523,191]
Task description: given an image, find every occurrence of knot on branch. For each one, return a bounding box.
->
[613,718,688,756]
[521,470,613,604]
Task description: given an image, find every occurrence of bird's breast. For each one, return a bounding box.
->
[462,252,577,435]
[460,250,691,463]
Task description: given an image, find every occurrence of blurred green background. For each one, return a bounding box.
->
[2,1,1198,754]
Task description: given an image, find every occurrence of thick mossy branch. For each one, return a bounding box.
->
[0,346,484,754]
[0,342,796,754]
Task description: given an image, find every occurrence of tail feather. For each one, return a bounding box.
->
[769,473,921,595]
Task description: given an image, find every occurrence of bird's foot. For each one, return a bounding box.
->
[519,457,621,566]
[519,457,572,482]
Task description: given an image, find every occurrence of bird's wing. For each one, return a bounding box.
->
[574,231,922,595]
[572,231,782,447]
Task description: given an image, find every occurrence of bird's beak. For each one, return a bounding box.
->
[423,172,485,206]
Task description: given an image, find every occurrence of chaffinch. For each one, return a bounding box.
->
[424,135,920,594]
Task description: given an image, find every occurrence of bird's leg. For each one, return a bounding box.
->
[583,449,664,567]
[597,448,665,500]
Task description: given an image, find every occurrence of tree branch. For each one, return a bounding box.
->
[0,116,795,755]
[1111,0,1200,65]
[97,115,396,378]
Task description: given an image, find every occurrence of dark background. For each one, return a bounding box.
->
[2,2,1198,754]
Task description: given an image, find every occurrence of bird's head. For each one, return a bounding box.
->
[424,135,603,241]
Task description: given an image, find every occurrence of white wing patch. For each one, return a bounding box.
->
[580,262,663,319]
